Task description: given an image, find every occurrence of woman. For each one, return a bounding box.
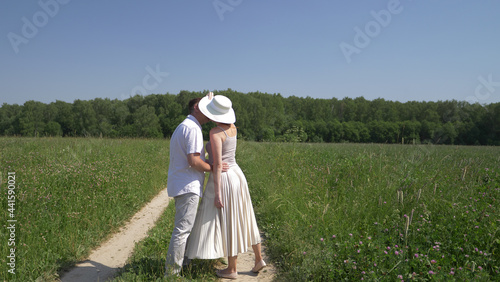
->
[186,94,266,279]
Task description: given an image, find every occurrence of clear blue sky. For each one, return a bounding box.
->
[1,0,499,105]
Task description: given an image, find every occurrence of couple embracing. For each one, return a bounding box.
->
[165,92,266,279]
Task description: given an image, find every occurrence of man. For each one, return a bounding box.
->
[165,93,225,276]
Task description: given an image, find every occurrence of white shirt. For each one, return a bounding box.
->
[167,115,206,197]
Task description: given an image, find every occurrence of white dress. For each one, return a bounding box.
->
[186,128,261,259]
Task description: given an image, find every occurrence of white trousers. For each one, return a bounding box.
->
[165,193,200,275]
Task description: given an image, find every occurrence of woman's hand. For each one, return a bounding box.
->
[206,91,214,100]
[214,194,224,208]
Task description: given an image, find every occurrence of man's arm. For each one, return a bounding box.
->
[187,153,211,172]
[187,153,230,173]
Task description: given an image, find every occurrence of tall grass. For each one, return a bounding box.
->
[2,138,498,281]
[0,137,170,281]
[236,142,499,281]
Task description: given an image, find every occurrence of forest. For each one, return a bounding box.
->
[1,89,499,145]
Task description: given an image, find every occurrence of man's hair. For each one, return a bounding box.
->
[188,97,202,114]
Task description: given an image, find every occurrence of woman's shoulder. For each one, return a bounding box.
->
[209,126,224,134]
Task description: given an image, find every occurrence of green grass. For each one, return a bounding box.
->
[0,137,170,281]
[236,142,500,281]
[1,138,499,281]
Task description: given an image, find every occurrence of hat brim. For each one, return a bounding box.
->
[198,96,236,124]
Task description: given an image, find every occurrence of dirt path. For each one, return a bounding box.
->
[218,245,276,281]
[59,188,276,281]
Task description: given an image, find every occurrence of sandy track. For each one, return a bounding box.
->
[219,245,276,282]
[60,187,275,281]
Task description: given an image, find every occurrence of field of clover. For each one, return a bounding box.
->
[236,142,499,281]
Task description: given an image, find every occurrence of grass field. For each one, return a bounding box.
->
[0,137,170,281]
[236,142,499,281]
[1,138,499,281]
[115,141,499,281]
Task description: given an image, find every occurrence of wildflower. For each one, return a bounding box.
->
[475,248,478,252]
[450,271,455,275]
[429,271,435,275]
[431,260,436,264]
[332,235,336,238]
[384,251,388,254]
[362,271,366,275]
[349,233,353,237]
[368,237,372,240]
[478,266,483,271]
[374,222,378,225]
[374,263,377,267]
[395,245,398,248]
[359,241,363,245]
[320,238,324,242]
[303,252,306,255]
[395,251,399,255]
[387,246,391,250]
[398,275,403,279]
[357,249,360,253]
[415,254,419,258]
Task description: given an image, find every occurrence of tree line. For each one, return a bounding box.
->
[1,89,499,145]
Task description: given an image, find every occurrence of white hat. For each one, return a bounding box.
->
[198,95,236,124]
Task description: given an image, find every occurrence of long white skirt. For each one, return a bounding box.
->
[186,165,261,259]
